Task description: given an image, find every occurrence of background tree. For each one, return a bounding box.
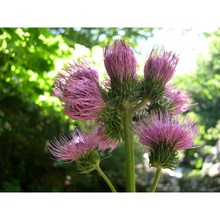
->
[172,29,220,190]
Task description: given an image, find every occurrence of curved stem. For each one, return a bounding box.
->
[96,165,117,192]
[150,167,162,192]
[123,108,136,192]
[130,97,150,114]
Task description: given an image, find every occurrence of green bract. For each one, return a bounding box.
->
[149,144,179,170]
[76,151,101,174]
[99,103,123,140]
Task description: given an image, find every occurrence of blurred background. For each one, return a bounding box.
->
[0,27,220,192]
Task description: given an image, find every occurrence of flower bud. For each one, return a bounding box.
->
[144,48,179,86]
[104,40,137,83]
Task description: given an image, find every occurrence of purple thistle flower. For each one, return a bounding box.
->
[165,86,196,115]
[53,62,105,121]
[144,48,179,85]
[48,129,99,162]
[138,112,198,151]
[93,126,118,151]
[49,127,118,162]
[104,40,137,82]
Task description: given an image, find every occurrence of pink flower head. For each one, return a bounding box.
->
[138,112,198,151]
[165,86,196,115]
[53,61,105,121]
[93,126,118,151]
[104,39,137,82]
[49,127,118,162]
[144,48,179,85]
[49,129,99,162]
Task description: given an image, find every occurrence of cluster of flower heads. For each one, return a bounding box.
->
[49,39,198,169]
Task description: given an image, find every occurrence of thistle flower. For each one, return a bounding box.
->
[165,86,196,115]
[139,112,198,150]
[49,127,118,162]
[144,48,179,85]
[48,130,98,162]
[93,126,118,151]
[104,39,137,82]
[53,62,105,121]
[138,112,198,169]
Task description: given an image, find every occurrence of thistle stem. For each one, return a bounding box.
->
[123,108,136,192]
[130,97,150,114]
[150,167,162,192]
[96,165,117,192]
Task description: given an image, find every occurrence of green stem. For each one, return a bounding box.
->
[130,97,150,115]
[123,107,136,192]
[96,164,117,192]
[150,167,162,192]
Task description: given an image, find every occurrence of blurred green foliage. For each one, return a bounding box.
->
[173,29,220,179]
[174,30,220,145]
[0,28,73,191]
